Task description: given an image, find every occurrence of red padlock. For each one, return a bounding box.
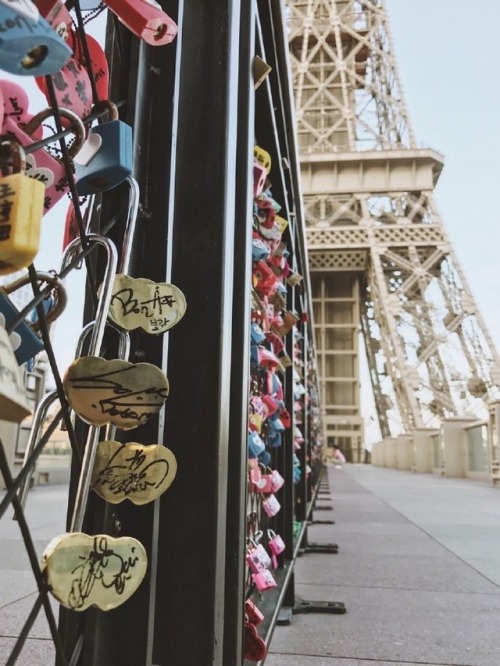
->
[105,0,177,46]
[34,0,72,40]
[36,57,93,120]
[69,30,110,101]
[245,599,264,626]
[244,621,267,662]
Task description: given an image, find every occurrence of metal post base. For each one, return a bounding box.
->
[304,542,339,554]
[277,598,346,625]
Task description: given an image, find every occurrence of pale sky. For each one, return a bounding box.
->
[386,0,500,349]
[360,0,500,443]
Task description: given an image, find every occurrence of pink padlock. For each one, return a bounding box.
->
[36,57,93,121]
[3,107,85,213]
[254,467,273,494]
[262,493,281,518]
[267,529,286,569]
[105,0,178,46]
[270,469,285,493]
[0,80,36,132]
[246,543,272,574]
[252,569,277,592]
[253,161,267,197]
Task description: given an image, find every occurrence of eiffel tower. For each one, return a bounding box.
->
[287,0,500,461]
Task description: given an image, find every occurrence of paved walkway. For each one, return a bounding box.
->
[266,465,500,666]
[2,467,500,665]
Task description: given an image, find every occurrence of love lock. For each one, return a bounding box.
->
[0,270,67,365]
[75,100,133,196]
[0,0,71,76]
[0,316,31,422]
[3,107,86,214]
[105,0,177,47]
[0,140,44,275]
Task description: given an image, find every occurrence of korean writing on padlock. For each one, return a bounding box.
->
[2,107,85,213]
[0,140,44,275]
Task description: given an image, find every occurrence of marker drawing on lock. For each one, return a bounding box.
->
[42,533,148,611]
[92,441,177,505]
[107,275,187,334]
[64,358,170,429]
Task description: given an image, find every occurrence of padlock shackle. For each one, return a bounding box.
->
[119,176,140,275]
[75,321,130,362]
[0,140,26,176]
[91,99,119,123]
[61,233,118,357]
[3,271,67,331]
[23,107,86,158]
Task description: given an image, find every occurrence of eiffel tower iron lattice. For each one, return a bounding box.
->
[287,0,500,455]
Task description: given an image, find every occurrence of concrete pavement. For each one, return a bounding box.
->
[266,465,500,666]
[2,466,500,665]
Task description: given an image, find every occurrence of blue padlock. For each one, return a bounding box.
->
[75,99,133,196]
[0,0,72,76]
[0,271,66,365]
[0,289,43,365]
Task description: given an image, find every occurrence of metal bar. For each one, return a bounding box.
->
[0,409,63,520]
[151,0,243,662]
[0,439,68,666]
[223,0,256,663]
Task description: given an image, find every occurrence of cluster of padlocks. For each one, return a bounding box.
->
[0,0,183,613]
[242,142,311,660]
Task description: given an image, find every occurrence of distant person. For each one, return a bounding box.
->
[332,446,346,465]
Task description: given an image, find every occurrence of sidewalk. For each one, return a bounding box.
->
[2,467,500,665]
[266,465,500,666]
[0,485,68,664]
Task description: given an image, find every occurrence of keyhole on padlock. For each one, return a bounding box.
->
[155,24,169,41]
[21,45,48,70]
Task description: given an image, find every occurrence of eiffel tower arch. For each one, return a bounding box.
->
[287,0,500,461]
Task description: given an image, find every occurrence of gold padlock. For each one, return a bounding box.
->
[0,140,45,276]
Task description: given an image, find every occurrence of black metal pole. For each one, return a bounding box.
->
[152,1,244,663]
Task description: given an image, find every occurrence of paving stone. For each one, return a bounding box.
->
[0,636,55,665]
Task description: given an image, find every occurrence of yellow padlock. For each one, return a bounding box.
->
[254,145,272,175]
[0,140,45,276]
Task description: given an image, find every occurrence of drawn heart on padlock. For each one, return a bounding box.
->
[25,152,55,188]
[36,57,93,120]
[244,621,267,662]
[106,275,187,334]
[41,532,147,611]
[63,356,169,429]
[91,440,177,505]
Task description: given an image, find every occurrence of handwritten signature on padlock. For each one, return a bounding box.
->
[68,536,141,610]
[68,366,169,422]
[93,445,171,496]
[111,286,177,318]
